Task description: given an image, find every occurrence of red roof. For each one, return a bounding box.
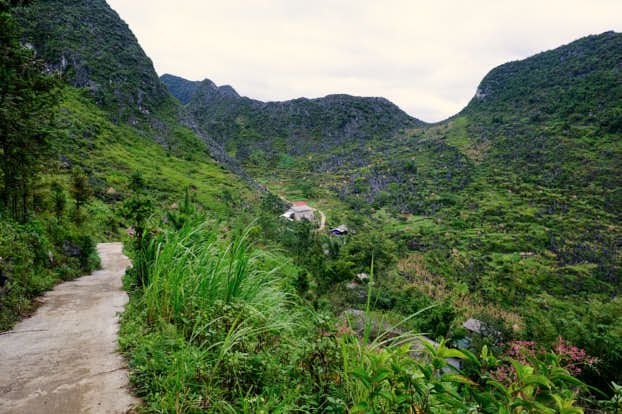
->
[292,201,308,207]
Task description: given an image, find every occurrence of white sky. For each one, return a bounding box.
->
[106,0,622,122]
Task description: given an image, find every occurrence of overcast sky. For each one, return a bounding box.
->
[106,0,622,122]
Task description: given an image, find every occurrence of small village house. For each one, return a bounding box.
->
[281,201,315,221]
[330,224,349,236]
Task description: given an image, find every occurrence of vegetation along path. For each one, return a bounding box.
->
[0,243,140,414]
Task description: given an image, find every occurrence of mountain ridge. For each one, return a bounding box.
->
[163,72,413,111]
[162,72,425,161]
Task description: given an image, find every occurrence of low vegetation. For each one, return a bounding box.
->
[226,32,622,396]
[120,209,614,413]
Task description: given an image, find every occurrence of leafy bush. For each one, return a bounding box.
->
[0,213,99,330]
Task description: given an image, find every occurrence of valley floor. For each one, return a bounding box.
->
[0,243,139,414]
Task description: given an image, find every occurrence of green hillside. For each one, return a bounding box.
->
[16,0,168,120]
[15,0,252,180]
[12,0,258,218]
[0,0,255,331]
[172,31,622,392]
[55,87,252,213]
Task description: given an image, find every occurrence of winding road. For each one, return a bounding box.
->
[0,243,139,414]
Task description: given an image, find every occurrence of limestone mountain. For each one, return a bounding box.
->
[458,31,622,212]
[321,31,622,387]
[466,31,622,128]
[14,0,249,180]
[16,0,167,120]
[162,73,425,162]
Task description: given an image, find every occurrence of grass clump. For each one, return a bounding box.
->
[139,220,295,332]
[120,217,310,412]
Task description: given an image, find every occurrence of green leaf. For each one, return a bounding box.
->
[350,368,372,389]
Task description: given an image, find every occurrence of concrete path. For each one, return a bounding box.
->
[0,243,140,414]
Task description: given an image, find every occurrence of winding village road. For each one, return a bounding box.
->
[0,243,139,414]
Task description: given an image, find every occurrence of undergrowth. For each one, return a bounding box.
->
[120,213,605,413]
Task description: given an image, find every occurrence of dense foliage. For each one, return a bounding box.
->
[0,1,100,328]
[121,216,608,413]
[0,2,59,221]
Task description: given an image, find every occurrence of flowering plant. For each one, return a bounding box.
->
[492,337,596,384]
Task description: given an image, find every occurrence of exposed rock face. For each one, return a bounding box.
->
[15,0,254,184]
[16,0,168,119]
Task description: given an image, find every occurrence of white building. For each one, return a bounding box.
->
[281,202,315,221]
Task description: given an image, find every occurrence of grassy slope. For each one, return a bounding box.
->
[55,87,253,214]
[0,84,254,331]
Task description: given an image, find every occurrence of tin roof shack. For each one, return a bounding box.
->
[330,224,349,236]
[281,202,315,222]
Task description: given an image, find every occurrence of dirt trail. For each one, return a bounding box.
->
[0,243,140,414]
[317,209,326,231]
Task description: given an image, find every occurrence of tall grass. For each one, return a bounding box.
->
[121,219,593,412]
[141,221,294,332]
[122,219,308,411]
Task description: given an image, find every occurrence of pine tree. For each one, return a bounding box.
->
[70,167,93,212]
[0,2,59,221]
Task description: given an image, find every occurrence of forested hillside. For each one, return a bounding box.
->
[1,0,255,330]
